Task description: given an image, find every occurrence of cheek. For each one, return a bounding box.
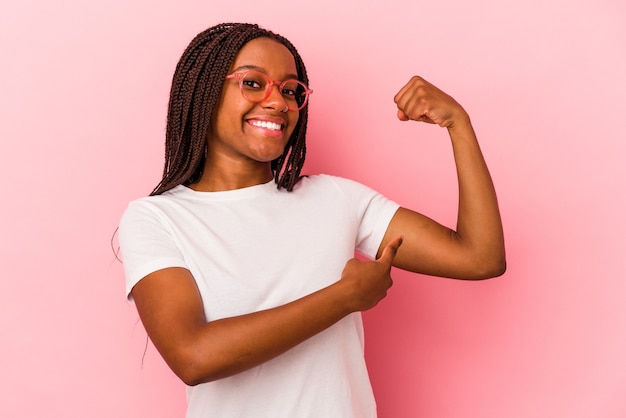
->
[287,113,300,136]
[211,100,248,134]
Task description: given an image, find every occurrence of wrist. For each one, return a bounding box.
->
[447,111,472,132]
[326,280,355,315]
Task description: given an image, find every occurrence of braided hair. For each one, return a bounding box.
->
[150,23,310,196]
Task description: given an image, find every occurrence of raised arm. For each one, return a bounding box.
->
[378,76,505,280]
[131,236,403,386]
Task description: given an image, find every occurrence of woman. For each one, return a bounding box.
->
[119,22,505,418]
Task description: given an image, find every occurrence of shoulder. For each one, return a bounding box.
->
[297,174,387,201]
[121,185,188,217]
[297,174,373,193]
[119,186,189,234]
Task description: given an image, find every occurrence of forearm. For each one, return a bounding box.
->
[167,280,354,385]
[142,240,401,386]
[382,75,505,279]
[135,240,400,387]
[448,117,506,276]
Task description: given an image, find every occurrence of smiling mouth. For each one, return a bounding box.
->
[249,120,283,131]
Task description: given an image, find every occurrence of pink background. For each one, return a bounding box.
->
[1,0,625,416]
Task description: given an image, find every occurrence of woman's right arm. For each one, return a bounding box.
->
[131,236,403,386]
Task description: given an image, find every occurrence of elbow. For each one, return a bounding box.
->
[175,363,222,387]
[482,261,506,280]
[169,356,207,386]
[469,256,507,280]
[175,359,234,386]
[177,368,206,387]
[167,350,226,386]
[171,349,247,386]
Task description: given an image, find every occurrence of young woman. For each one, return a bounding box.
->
[119,22,505,418]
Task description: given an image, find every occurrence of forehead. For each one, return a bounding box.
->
[230,37,297,75]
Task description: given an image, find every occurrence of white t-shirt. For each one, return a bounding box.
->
[119,174,400,418]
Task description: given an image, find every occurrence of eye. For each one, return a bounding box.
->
[281,87,297,97]
[241,72,267,91]
[281,80,302,99]
[242,80,261,89]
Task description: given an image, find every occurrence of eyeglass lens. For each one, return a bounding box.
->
[239,71,309,110]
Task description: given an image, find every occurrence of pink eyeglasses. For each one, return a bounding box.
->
[225,70,313,111]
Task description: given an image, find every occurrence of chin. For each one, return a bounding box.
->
[249,145,287,162]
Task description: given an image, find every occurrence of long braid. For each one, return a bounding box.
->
[272,38,309,191]
[151,23,310,196]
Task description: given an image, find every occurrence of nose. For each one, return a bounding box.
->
[262,82,289,111]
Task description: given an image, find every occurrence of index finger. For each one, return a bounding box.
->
[393,81,412,105]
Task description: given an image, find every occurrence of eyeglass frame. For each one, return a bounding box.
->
[224,70,313,111]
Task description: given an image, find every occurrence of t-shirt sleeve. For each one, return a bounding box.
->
[118,200,188,300]
[325,175,401,260]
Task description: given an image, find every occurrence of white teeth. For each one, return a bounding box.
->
[251,120,282,131]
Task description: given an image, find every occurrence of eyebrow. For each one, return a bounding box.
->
[231,64,299,80]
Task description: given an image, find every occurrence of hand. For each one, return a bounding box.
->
[394,76,469,129]
[338,236,403,312]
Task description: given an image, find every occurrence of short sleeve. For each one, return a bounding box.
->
[118,200,188,300]
[323,175,400,259]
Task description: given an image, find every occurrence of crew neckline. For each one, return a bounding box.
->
[170,179,278,200]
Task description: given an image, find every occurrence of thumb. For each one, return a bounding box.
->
[397,109,409,121]
[378,235,404,265]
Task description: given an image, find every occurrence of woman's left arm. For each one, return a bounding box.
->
[378,76,506,280]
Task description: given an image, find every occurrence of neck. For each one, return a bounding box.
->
[189,160,274,192]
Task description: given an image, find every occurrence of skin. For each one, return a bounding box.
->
[380,76,506,279]
[191,37,300,192]
[131,37,506,386]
